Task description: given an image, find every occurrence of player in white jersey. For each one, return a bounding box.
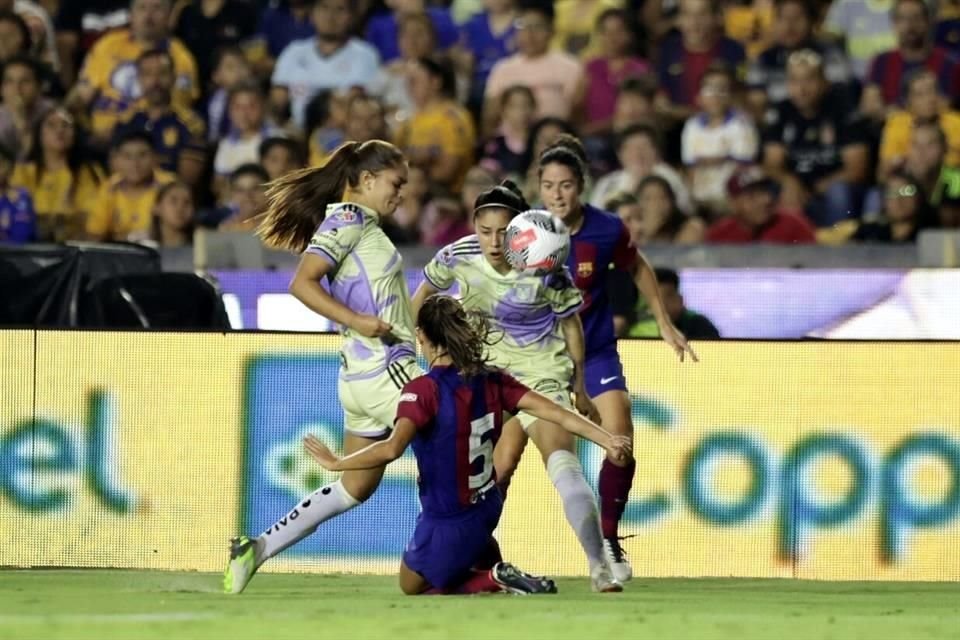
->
[410,181,625,592]
[224,140,422,594]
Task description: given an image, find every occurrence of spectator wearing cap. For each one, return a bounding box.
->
[746,0,853,121]
[86,129,175,241]
[654,0,746,124]
[860,0,959,123]
[395,57,476,192]
[0,56,55,158]
[483,2,584,136]
[270,0,381,130]
[628,267,720,339]
[762,50,869,227]
[366,0,458,64]
[69,0,200,145]
[115,49,207,187]
[706,165,816,243]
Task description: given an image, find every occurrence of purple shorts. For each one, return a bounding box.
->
[584,348,627,398]
[402,490,503,589]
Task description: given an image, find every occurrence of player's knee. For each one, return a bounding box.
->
[546,450,585,486]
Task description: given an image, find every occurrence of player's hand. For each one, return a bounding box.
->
[574,388,601,424]
[661,323,699,363]
[353,314,395,340]
[303,435,342,472]
[605,435,633,464]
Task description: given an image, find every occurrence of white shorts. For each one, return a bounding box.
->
[516,378,573,432]
[338,357,424,438]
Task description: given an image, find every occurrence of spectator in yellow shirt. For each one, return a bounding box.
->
[879,69,960,182]
[12,108,105,242]
[551,0,625,59]
[395,57,476,192]
[86,129,175,241]
[69,0,199,144]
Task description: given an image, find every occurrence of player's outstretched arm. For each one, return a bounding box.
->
[516,391,631,462]
[304,419,418,472]
[290,252,395,339]
[631,252,698,363]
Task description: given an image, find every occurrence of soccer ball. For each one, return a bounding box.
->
[504,210,571,276]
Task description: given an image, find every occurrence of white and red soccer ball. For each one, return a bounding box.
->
[504,210,570,277]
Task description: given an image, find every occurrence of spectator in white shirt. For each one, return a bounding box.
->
[590,123,693,214]
[214,82,282,198]
[270,0,382,129]
[681,64,758,217]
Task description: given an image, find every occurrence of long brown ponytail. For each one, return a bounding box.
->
[257,140,406,252]
[417,295,499,378]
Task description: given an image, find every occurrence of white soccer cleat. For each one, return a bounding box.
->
[590,562,623,593]
[603,537,633,583]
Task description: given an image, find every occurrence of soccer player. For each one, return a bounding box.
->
[224,140,422,594]
[411,182,624,592]
[539,136,698,582]
[303,294,632,595]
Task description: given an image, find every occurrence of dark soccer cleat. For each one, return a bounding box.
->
[492,562,558,595]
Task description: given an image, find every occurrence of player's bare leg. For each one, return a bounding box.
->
[592,390,636,582]
[225,433,387,594]
[526,419,622,593]
[494,417,529,496]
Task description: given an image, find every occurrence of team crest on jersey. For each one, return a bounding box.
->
[163,126,180,148]
[577,262,593,278]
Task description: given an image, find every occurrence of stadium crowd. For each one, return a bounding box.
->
[0,0,957,249]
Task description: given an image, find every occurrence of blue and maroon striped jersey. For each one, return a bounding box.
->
[565,205,638,355]
[866,47,959,105]
[395,367,529,517]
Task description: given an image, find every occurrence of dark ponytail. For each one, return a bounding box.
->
[418,295,498,378]
[257,140,405,252]
[473,179,528,218]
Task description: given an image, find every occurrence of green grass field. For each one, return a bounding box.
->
[1,570,957,640]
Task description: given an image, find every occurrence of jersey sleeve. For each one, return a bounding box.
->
[305,207,363,265]
[422,242,461,290]
[612,223,638,272]
[395,376,439,430]
[85,182,114,238]
[545,267,583,318]
[499,372,531,414]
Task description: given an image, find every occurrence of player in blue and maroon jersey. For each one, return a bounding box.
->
[538,136,699,583]
[303,294,631,596]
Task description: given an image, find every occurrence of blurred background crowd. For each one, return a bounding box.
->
[0,0,958,252]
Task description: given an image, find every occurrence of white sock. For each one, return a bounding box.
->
[547,450,607,572]
[255,480,360,564]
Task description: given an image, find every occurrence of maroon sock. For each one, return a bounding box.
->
[472,537,503,571]
[598,458,636,539]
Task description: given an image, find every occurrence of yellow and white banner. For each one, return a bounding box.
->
[1,333,957,580]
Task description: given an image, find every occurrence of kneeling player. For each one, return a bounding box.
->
[303,295,632,595]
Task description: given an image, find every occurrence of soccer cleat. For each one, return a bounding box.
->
[492,562,558,595]
[603,537,633,583]
[590,563,624,593]
[224,536,259,595]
